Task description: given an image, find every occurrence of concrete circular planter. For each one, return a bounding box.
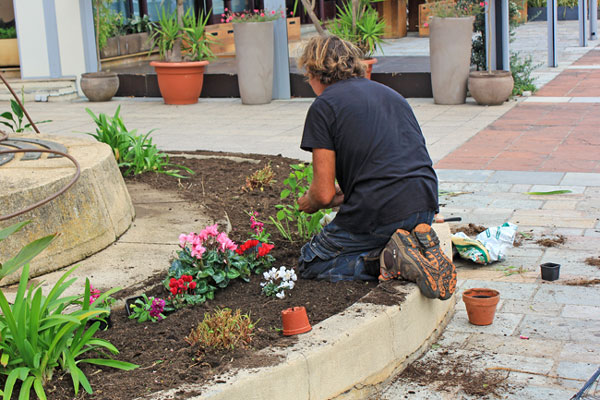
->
[150,61,209,105]
[233,21,274,105]
[468,70,514,106]
[429,16,474,105]
[80,72,120,102]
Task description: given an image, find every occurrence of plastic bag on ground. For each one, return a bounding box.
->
[451,222,517,264]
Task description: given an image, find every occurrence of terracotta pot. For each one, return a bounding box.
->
[362,58,378,80]
[80,72,120,102]
[429,16,474,104]
[462,288,500,326]
[150,60,209,105]
[540,262,560,281]
[233,21,274,105]
[281,306,312,336]
[468,70,514,106]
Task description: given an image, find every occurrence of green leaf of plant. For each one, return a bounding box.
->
[0,220,29,241]
[280,189,291,199]
[525,190,572,195]
[1,234,56,279]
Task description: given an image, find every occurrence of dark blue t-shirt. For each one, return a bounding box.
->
[301,77,438,233]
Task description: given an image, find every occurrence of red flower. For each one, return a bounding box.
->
[189,281,197,290]
[169,278,177,286]
[257,243,274,257]
[182,275,193,283]
[170,287,178,295]
[236,239,260,255]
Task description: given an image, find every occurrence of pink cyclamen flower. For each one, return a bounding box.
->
[290,11,294,15]
[254,9,259,12]
[191,245,206,259]
[424,22,429,27]
[271,10,276,14]
[260,12,265,16]
[241,13,245,18]
[216,232,237,252]
[205,223,219,237]
[480,2,484,6]
[224,7,228,11]
[221,18,225,22]
[221,13,225,16]
[179,233,188,247]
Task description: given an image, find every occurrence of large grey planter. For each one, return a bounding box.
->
[233,21,274,105]
[429,16,475,105]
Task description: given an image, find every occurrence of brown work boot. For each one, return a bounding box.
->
[412,223,456,300]
[379,229,439,299]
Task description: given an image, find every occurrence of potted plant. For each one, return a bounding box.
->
[427,0,484,104]
[328,0,386,79]
[225,8,285,105]
[0,26,19,67]
[149,1,216,105]
[467,0,514,105]
[81,0,120,102]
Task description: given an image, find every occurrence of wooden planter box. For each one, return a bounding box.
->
[418,0,455,37]
[287,17,301,41]
[0,38,20,67]
[100,32,152,59]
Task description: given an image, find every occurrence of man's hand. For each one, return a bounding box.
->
[298,193,319,214]
[330,183,344,208]
[296,148,339,214]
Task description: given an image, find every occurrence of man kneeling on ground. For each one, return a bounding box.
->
[295,35,455,301]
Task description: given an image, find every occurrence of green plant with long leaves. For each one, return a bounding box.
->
[0,98,50,133]
[84,106,193,178]
[269,163,330,243]
[0,26,16,39]
[150,7,181,61]
[0,221,138,399]
[182,9,216,61]
[328,0,386,57]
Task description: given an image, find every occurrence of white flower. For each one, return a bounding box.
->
[288,281,295,290]
[260,282,267,287]
[276,291,285,299]
[263,271,270,280]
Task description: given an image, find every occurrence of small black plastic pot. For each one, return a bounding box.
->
[87,313,112,330]
[540,262,561,281]
[125,295,145,317]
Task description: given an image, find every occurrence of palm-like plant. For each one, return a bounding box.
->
[328,0,386,57]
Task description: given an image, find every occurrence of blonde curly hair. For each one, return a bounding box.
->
[297,35,366,85]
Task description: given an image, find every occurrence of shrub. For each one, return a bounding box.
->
[185,308,256,350]
[511,52,540,95]
[243,163,276,192]
[85,106,193,178]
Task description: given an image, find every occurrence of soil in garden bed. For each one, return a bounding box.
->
[47,151,407,399]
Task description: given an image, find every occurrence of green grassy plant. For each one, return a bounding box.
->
[0,27,16,39]
[85,106,193,178]
[185,308,255,350]
[328,0,386,57]
[0,98,50,133]
[243,163,276,192]
[269,163,330,243]
[0,221,137,399]
[511,52,540,95]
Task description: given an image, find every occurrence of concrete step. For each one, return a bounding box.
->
[0,77,78,102]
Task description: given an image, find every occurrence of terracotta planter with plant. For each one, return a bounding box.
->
[149,2,216,105]
[328,0,386,80]
[463,288,500,325]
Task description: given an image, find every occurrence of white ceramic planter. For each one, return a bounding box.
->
[429,16,474,105]
[233,21,274,105]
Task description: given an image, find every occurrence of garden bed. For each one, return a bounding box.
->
[47,152,402,399]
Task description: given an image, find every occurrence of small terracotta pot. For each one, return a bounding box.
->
[362,58,378,80]
[462,288,500,326]
[281,306,311,336]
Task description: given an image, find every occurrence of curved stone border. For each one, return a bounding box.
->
[0,133,134,284]
[144,285,456,400]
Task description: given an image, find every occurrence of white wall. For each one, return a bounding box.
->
[55,1,86,77]
[13,0,51,78]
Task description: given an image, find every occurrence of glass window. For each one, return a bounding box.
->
[146,0,194,20]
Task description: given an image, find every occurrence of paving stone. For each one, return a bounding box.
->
[511,209,597,229]
[559,342,600,363]
[507,385,579,399]
[556,361,600,390]
[436,169,493,183]
[518,315,600,343]
[551,227,584,236]
[542,200,578,210]
[561,304,600,320]
[510,184,532,193]
[446,310,522,336]
[490,198,544,210]
[464,334,563,358]
[534,284,600,306]
[488,171,564,185]
[561,172,600,186]
[583,228,600,237]
[500,299,563,316]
